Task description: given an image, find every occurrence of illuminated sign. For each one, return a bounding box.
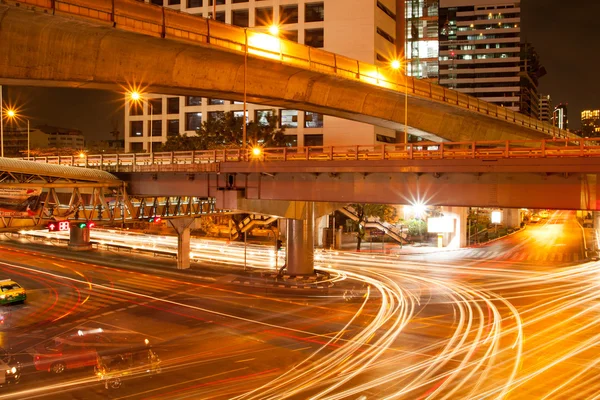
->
[491,211,502,224]
[427,217,455,233]
[48,221,70,232]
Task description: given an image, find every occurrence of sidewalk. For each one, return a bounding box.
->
[336,234,460,256]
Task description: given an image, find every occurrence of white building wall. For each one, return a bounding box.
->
[125,0,399,152]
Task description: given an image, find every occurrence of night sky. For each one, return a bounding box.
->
[3,1,598,141]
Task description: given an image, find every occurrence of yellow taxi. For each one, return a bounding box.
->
[0,279,26,305]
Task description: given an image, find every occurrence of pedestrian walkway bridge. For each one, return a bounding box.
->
[0,0,572,142]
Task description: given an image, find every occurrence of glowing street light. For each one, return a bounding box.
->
[128,90,154,154]
[252,147,262,157]
[391,59,408,145]
[5,109,30,159]
[268,24,280,36]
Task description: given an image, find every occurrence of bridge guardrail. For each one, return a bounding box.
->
[11,0,571,139]
[26,138,600,169]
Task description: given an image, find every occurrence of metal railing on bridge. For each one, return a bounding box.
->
[26,138,600,170]
[12,0,570,139]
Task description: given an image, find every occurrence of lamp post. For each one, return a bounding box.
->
[391,59,408,145]
[241,24,280,159]
[243,28,248,159]
[129,91,154,154]
[0,85,3,157]
[6,109,29,159]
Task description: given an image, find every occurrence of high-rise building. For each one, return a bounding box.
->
[438,0,523,112]
[539,94,552,124]
[404,1,544,119]
[125,0,403,153]
[404,0,440,80]
[581,109,600,137]
[553,103,568,131]
[519,42,545,119]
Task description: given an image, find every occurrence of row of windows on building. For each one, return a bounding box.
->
[150,1,324,25]
[129,109,324,137]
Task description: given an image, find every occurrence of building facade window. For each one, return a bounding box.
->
[130,142,143,152]
[285,30,299,42]
[186,112,202,131]
[255,7,272,26]
[233,111,248,123]
[187,0,202,7]
[186,96,202,106]
[208,98,225,105]
[208,11,226,22]
[305,28,324,48]
[149,120,162,137]
[284,135,298,147]
[232,9,249,27]
[376,134,395,143]
[167,97,179,114]
[208,111,225,122]
[305,2,324,22]
[168,0,181,5]
[280,4,298,24]
[149,98,163,115]
[150,0,163,5]
[129,102,143,116]
[167,119,180,136]
[232,0,248,3]
[304,112,323,128]
[255,109,275,126]
[130,121,143,137]
[377,27,395,44]
[208,0,225,5]
[280,110,298,128]
[304,134,323,146]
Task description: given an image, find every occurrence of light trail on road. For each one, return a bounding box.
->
[17,213,600,399]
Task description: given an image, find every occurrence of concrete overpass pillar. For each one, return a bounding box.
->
[440,206,468,249]
[285,202,315,275]
[168,218,195,270]
[504,208,521,228]
[68,224,92,251]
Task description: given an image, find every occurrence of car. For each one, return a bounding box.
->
[34,331,111,374]
[530,215,541,223]
[0,348,21,386]
[539,210,550,219]
[0,279,26,305]
[95,341,161,389]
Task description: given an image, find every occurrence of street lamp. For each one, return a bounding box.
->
[391,59,408,145]
[241,24,281,159]
[5,109,30,159]
[129,91,154,154]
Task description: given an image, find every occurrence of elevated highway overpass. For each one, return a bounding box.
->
[32,139,600,212]
[11,138,600,273]
[0,0,573,142]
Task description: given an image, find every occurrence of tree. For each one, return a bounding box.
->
[158,112,288,152]
[350,204,398,251]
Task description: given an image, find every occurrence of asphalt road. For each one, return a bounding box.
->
[0,209,597,399]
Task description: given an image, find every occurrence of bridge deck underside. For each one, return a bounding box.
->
[120,168,597,211]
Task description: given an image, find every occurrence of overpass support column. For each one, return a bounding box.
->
[68,224,91,251]
[286,202,315,275]
[504,208,521,228]
[440,206,469,249]
[169,218,195,270]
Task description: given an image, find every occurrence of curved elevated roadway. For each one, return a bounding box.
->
[0,0,573,142]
